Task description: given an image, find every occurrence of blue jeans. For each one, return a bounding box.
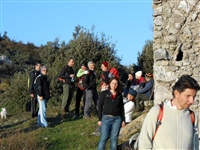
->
[97,115,122,150]
[37,96,48,128]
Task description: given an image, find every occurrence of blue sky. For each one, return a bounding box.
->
[0,0,153,66]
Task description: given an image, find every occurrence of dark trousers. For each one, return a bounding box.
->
[135,93,148,111]
[75,87,86,115]
[62,84,74,112]
[84,89,98,117]
[31,94,38,117]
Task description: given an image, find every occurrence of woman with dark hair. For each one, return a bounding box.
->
[97,77,125,150]
[100,61,110,91]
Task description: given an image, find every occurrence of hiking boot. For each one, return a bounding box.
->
[73,114,79,120]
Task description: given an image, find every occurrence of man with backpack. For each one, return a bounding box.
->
[29,61,41,118]
[138,75,199,149]
[59,58,75,119]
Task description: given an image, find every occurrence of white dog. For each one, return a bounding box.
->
[1,108,7,119]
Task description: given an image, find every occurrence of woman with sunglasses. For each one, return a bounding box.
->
[35,65,50,128]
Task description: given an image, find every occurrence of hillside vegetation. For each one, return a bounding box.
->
[0,25,153,149]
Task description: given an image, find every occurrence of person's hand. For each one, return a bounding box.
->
[98,121,101,126]
[39,96,43,101]
[121,121,125,128]
[84,70,88,74]
[70,74,74,78]
[30,94,34,98]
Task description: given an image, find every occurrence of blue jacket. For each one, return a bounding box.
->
[137,78,154,99]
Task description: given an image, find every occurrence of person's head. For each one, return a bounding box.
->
[135,71,142,79]
[35,61,41,71]
[68,58,74,67]
[128,73,134,81]
[101,61,109,72]
[172,75,200,109]
[145,73,153,82]
[88,61,95,71]
[81,62,87,71]
[108,77,121,92]
[127,89,137,101]
[41,65,48,75]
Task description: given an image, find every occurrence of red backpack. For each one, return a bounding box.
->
[77,75,85,90]
[109,67,120,79]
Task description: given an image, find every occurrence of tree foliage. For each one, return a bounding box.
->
[0,25,127,113]
[133,40,153,74]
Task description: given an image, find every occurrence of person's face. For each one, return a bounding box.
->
[89,63,95,70]
[101,64,108,72]
[128,74,133,80]
[41,68,47,75]
[110,79,118,91]
[145,76,150,82]
[68,59,74,67]
[35,64,41,71]
[127,94,134,101]
[81,65,87,71]
[135,75,140,79]
[174,88,197,110]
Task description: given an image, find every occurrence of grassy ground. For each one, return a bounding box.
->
[0,101,125,150]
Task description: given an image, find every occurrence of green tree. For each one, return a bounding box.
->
[134,40,153,74]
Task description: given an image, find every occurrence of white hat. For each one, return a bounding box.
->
[135,71,142,77]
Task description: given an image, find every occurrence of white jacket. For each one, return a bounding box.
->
[124,99,135,123]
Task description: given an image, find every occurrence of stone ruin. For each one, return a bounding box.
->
[119,0,200,141]
[153,0,200,126]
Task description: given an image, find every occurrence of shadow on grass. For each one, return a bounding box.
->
[0,123,38,139]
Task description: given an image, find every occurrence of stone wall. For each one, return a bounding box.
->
[153,0,200,124]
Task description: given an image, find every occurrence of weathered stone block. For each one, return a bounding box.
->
[154,49,170,61]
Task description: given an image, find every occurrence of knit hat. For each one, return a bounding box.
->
[128,89,137,97]
[135,71,142,77]
[102,61,109,68]
[81,62,87,67]
[145,73,153,78]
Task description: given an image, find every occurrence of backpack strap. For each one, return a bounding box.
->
[34,75,41,85]
[189,109,195,126]
[152,104,195,141]
[152,103,164,141]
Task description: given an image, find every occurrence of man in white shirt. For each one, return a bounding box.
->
[139,75,200,150]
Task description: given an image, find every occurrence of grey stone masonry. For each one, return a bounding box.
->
[153,0,200,131]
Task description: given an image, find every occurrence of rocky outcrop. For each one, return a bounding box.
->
[153,0,200,132]
[119,113,146,141]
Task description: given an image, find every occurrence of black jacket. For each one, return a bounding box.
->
[29,69,40,94]
[98,90,125,122]
[125,78,136,90]
[83,70,97,90]
[59,65,75,85]
[35,74,51,100]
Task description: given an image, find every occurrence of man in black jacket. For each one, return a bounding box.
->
[83,61,98,119]
[29,61,41,118]
[123,73,136,97]
[59,58,75,119]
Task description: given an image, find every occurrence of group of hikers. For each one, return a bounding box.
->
[29,58,199,150]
